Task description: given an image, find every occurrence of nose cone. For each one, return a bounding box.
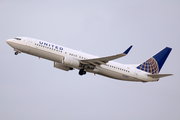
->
[6,39,12,44]
[6,39,14,47]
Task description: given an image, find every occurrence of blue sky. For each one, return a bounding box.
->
[1,1,180,120]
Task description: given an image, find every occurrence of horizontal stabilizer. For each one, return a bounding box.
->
[148,74,173,78]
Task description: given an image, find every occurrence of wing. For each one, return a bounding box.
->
[80,45,132,66]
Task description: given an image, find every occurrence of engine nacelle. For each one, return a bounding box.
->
[63,57,80,68]
[54,62,72,71]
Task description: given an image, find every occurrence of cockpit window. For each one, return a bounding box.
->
[14,38,21,40]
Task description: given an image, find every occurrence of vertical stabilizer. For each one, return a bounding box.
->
[137,47,172,74]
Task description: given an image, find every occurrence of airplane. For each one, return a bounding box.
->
[6,37,173,82]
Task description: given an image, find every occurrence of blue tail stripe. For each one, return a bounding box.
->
[153,47,172,72]
[137,47,172,74]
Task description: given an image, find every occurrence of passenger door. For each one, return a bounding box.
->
[26,39,31,47]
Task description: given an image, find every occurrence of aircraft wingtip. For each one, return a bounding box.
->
[124,45,133,54]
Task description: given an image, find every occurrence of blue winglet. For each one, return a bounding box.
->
[124,45,133,54]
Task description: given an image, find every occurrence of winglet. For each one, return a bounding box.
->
[124,45,133,54]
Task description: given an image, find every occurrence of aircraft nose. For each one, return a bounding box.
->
[6,39,13,44]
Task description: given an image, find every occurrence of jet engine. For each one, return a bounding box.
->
[63,56,80,69]
[54,62,73,71]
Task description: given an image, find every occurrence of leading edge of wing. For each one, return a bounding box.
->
[80,45,133,65]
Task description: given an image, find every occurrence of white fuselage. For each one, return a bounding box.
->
[6,37,158,82]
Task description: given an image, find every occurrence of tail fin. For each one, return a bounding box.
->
[137,47,172,74]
